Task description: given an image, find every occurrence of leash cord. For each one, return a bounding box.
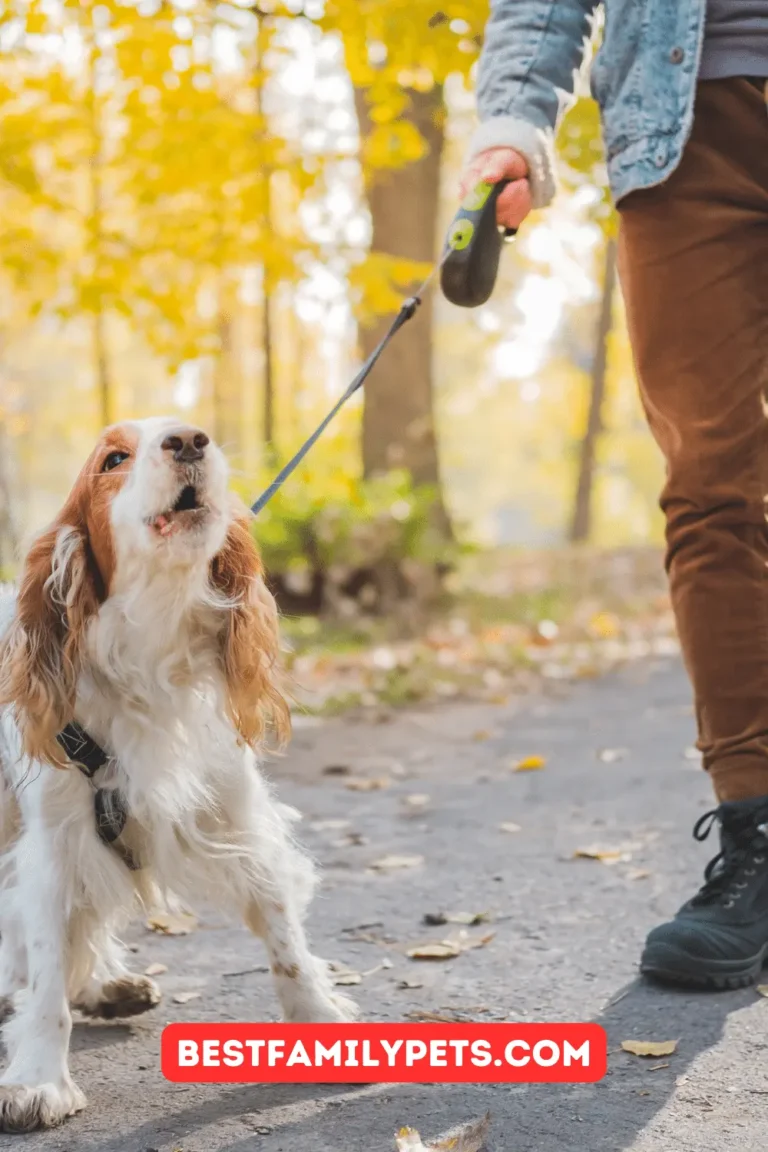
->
[250,253,450,516]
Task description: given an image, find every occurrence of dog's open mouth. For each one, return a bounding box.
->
[151,486,207,536]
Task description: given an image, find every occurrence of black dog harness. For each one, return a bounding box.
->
[56,722,140,871]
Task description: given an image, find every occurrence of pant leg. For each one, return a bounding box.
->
[618,77,768,803]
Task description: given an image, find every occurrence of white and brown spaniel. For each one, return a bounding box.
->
[0,417,355,1133]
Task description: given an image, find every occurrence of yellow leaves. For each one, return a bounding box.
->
[362,120,428,171]
[350,253,432,324]
[621,1040,678,1058]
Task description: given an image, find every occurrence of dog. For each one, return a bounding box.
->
[0,417,355,1133]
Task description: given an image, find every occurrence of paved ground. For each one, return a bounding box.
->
[12,654,768,1151]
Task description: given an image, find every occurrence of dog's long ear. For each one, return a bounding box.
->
[211,511,290,750]
[0,519,99,766]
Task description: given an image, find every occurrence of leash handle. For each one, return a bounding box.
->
[440,180,516,309]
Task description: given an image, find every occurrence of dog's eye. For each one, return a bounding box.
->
[101,451,130,473]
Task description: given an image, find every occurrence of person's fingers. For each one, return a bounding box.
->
[459,147,528,196]
[476,148,529,185]
[495,178,533,230]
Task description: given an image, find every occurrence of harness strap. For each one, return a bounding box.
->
[56,722,140,871]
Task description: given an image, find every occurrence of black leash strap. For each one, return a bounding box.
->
[251,255,449,517]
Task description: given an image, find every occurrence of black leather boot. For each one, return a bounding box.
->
[641,796,768,989]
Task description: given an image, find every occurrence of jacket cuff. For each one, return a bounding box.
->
[465,116,557,209]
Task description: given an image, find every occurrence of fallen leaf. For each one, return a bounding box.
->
[323,764,351,776]
[459,931,495,952]
[407,942,461,961]
[499,822,521,833]
[371,855,424,872]
[472,730,493,742]
[627,868,651,881]
[621,1040,678,1058]
[402,794,431,809]
[407,932,494,961]
[345,777,391,792]
[332,970,362,986]
[172,991,202,1005]
[333,832,366,847]
[144,962,168,977]
[573,847,626,864]
[311,818,350,832]
[396,1112,491,1152]
[146,911,198,936]
[598,747,628,763]
[756,985,768,998]
[511,755,546,772]
[423,911,491,927]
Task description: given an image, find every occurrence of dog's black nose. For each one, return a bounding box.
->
[161,428,210,464]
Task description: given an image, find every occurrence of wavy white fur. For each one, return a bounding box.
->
[0,417,355,1134]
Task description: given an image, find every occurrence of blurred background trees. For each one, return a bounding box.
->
[0,0,665,615]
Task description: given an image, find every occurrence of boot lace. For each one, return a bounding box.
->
[690,808,768,908]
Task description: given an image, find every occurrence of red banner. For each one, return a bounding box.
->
[162,1022,607,1084]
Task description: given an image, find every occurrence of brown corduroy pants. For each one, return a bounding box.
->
[618,78,768,802]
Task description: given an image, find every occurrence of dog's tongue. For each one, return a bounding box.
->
[153,513,175,536]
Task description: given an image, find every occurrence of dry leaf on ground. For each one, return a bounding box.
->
[395,1112,491,1152]
[144,962,168,977]
[573,847,627,864]
[499,822,521,833]
[621,1040,678,1058]
[370,855,424,872]
[146,911,198,936]
[756,985,768,998]
[598,747,628,763]
[511,755,546,772]
[407,942,461,961]
[172,991,202,1005]
[345,777,391,792]
[423,911,490,927]
[407,932,494,961]
[332,970,362,986]
[402,794,431,809]
[323,764,351,776]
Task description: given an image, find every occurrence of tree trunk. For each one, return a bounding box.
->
[93,309,112,428]
[569,236,617,544]
[85,26,114,429]
[355,86,450,532]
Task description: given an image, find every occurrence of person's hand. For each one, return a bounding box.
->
[459,147,532,231]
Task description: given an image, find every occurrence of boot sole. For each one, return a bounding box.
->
[640,940,768,991]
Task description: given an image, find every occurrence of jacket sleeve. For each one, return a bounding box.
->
[467,0,600,208]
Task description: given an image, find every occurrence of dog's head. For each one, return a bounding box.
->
[0,417,289,765]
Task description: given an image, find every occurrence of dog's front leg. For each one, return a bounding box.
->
[245,895,357,1024]
[0,829,85,1133]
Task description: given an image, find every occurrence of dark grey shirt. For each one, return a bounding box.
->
[700,0,768,79]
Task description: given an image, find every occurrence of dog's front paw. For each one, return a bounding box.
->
[0,1082,86,1133]
[75,974,161,1020]
[285,990,359,1023]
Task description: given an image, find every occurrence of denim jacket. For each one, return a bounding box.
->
[468,0,707,208]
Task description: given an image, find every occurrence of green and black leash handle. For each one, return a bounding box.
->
[251,179,515,515]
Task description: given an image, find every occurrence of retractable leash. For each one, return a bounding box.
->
[250,178,516,516]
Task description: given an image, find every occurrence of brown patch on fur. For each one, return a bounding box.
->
[210,504,291,750]
[271,962,300,979]
[0,426,138,766]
